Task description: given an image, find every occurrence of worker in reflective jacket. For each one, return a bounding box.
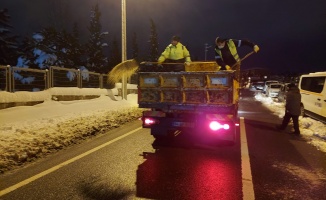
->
[158,35,191,72]
[215,37,259,72]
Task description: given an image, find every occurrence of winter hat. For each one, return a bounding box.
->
[215,37,226,44]
[171,35,181,42]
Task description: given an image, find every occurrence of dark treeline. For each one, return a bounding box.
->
[0,3,159,74]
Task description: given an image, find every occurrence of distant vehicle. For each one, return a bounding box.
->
[266,83,282,98]
[299,72,326,123]
[263,80,279,94]
[250,81,264,90]
[277,83,291,102]
[249,82,256,89]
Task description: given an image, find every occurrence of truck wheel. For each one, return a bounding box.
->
[153,135,165,140]
[228,133,236,146]
[152,130,174,141]
[227,126,238,146]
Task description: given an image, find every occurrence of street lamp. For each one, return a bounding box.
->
[121,0,127,62]
[121,0,127,100]
[204,43,212,61]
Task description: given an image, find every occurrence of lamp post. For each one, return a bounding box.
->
[204,43,212,61]
[121,0,127,100]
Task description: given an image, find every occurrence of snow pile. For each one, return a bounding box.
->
[255,93,326,152]
[0,94,144,173]
[0,88,118,103]
[0,91,52,103]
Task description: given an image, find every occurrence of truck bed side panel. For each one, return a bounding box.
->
[138,71,238,112]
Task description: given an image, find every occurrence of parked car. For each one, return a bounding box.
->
[262,80,279,94]
[250,81,265,90]
[277,83,291,102]
[255,81,264,90]
[266,83,282,98]
[299,72,326,123]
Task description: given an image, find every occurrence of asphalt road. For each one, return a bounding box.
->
[0,89,325,200]
[239,89,326,200]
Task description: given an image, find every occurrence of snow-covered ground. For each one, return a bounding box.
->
[0,87,325,173]
[0,86,142,173]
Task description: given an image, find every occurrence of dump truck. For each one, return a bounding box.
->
[138,62,240,144]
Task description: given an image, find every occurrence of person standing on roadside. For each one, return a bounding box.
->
[276,83,302,135]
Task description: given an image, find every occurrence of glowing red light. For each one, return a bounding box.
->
[209,121,221,130]
[209,121,230,131]
[144,118,155,125]
[223,124,230,130]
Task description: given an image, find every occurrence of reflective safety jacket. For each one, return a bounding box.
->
[158,42,191,63]
[215,39,254,68]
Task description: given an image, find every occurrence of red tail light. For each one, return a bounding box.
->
[143,117,159,126]
[209,121,230,131]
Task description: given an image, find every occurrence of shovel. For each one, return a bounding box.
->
[231,51,255,69]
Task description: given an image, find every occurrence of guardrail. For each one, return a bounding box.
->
[0,65,114,92]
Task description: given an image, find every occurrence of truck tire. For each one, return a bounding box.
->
[228,131,236,146]
[151,129,175,141]
[225,126,237,146]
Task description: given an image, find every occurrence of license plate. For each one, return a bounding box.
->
[172,122,194,128]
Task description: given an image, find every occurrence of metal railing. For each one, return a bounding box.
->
[0,65,114,92]
[0,65,10,91]
[12,66,49,92]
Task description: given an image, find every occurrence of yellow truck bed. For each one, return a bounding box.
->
[138,71,239,113]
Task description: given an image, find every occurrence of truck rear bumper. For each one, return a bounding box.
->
[142,111,237,142]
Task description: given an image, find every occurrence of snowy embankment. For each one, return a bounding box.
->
[0,91,143,173]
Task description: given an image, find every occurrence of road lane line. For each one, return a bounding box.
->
[240,117,255,200]
[0,127,142,197]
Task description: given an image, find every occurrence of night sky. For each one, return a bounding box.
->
[2,0,326,74]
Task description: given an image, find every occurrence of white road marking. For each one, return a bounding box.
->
[0,127,142,197]
[240,117,255,200]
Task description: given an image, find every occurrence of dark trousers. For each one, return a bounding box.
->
[280,112,300,133]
